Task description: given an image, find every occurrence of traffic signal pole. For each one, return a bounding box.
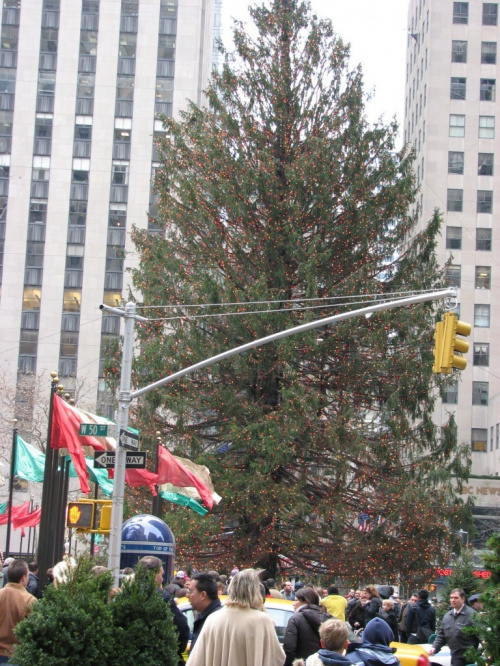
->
[103,287,456,585]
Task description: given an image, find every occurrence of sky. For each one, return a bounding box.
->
[221,0,409,138]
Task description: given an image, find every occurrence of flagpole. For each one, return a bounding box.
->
[151,432,163,518]
[5,419,18,557]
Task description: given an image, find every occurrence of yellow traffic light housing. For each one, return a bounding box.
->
[66,499,112,533]
[433,312,471,373]
[67,501,94,529]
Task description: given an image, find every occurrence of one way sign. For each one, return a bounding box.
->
[119,428,139,451]
[94,451,146,469]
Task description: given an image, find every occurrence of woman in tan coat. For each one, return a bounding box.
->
[187,568,285,666]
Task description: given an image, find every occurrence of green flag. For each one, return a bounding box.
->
[15,435,46,482]
[159,490,208,516]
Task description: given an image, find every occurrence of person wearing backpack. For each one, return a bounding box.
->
[405,589,436,644]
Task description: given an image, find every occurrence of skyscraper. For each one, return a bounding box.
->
[0,0,217,416]
[405,0,500,542]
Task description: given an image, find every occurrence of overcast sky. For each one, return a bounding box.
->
[221,0,409,139]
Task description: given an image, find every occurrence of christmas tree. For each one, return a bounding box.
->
[117,0,470,580]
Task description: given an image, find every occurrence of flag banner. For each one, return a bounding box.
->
[159,490,208,516]
[0,503,6,515]
[15,435,46,483]
[50,394,158,495]
[0,502,40,533]
[157,445,218,510]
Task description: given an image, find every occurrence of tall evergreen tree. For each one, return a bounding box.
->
[120,0,470,579]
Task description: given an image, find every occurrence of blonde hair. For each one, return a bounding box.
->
[319,619,348,652]
[226,568,264,611]
[382,599,394,610]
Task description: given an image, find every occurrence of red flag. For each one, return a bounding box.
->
[157,446,214,509]
[50,394,158,495]
[12,504,41,531]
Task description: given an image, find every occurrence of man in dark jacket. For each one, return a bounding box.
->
[346,617,401,666]
[405,589,436,644]
[26,561,40,599]
[428,588,478,666]
[188,572,222,651]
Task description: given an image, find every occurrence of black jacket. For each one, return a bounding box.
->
[383,609,399,642]
[405,600,436,638]
[283,604,332,666]
[363,597,382,624]
[162,590,190,665]
[190,598,222,651]
[347,600,365,629]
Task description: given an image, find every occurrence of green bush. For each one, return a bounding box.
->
[13,558,179,666]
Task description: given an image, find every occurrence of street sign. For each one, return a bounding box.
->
[94,451,146,469]
[119,428,139,451]
[79,423,109,437]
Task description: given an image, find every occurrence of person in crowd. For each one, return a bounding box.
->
[40,567,54,598]
[397,593,418,643]
[346,617,401,666]
[172,569,187,591]
[266,578,282,599]
[139,556,189,666]
[361,585,382,625]
[321,586,347,621]
[281,580,295,600]
[346,590,361,616]
[283,586,331,666]
[468,594,483,612]
[346,590,365,632]
[405,589,436,644]
[0,559,37,663]
[428,588,478,666]
[188,572,222,652]
[187,568,285,666]
[1,559,14,589]
[387,587,401,619]
[293,618,359,666]
[381,599,399,642]
[26,561,39,599]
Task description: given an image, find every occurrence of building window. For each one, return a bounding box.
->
[474,304,490,327]
[453,2,469,23]
[451,77,466,100]
[445,264,461,287]
[496,424,499,449]
[447,189,463,212]
[452,40,467,62]
[450,114,465,137]
[480,78,496,101]
[476,228,492,251]
[446,226,462,249]
[471,428,487,452]
[473,343,490,366]
[475,265,491,289]
[478,153,494,175]
[442,378,458,404]
[481,41,497,63]
[479,116,495,138]
[483,3,498,25]
[491,426,494,451]
[477,190,493,213]
[448,151,464,174]
[472,381,489,406]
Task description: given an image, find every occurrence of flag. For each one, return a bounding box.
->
[159,490,208,516]
[15,435,46,483]
[0,502,41,535]
[157,445,220,510]
[50,394,158,495]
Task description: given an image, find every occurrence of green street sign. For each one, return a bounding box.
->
[79,423,109,437]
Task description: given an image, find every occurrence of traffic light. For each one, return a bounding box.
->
[433,312,471,373]
[67,501,94,529]
[66,499,112,533]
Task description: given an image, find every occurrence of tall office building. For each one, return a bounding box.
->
[405,0,500,543]
[0,0,218,418]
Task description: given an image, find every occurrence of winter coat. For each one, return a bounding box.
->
[303,650,364,666]
[363,597,382,624]
[187,605,285,666]
[346,617,400,666]
[405,600,435,641]
[382,609,399,642]
[321,594,347,621]
[433,605,478,660]
[283,604,332,666]
[347,600,365,629]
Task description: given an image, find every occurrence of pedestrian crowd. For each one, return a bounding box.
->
[0,555,484,666]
